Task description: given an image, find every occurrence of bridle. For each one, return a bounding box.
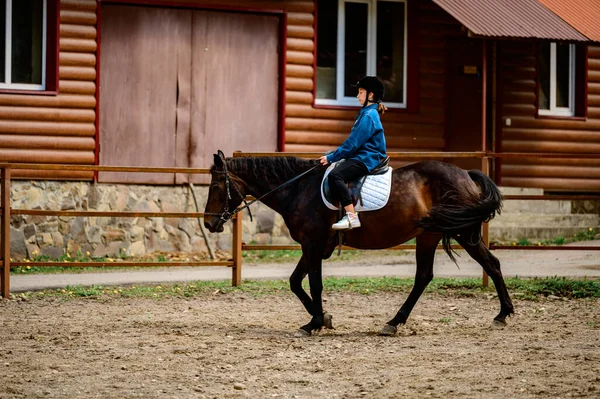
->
[204,160,320,225]
[203,164,248,225]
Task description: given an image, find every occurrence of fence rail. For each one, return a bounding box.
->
[1,151,599,298]
[0,163,243,298]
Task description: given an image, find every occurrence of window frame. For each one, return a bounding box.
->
[0,0,58,94]
[314,0,408,109]
[538,42,576,117]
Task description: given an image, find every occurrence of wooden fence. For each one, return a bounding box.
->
[0,163,244,299]
[1,151,600,298]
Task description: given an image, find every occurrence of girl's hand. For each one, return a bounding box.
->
[319,156,329,166]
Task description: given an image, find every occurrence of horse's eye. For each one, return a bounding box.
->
[210,183,220,189]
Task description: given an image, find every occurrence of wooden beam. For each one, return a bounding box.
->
[481,157,490,288]
[1,167,10,299]
[231,214,243,286]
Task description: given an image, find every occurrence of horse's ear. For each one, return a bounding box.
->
[214,151,224,168]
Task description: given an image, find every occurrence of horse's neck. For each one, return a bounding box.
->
[231,168,282,204]
[231,166,296,214]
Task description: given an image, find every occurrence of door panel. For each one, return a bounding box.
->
[99,5,191,183]
[446,39,483,171]
[189,11,279,181]
[99,6,280,184]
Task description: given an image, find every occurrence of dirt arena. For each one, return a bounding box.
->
[1,289,599,398]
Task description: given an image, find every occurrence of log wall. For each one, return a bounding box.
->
[284,0,462,159]
[4,0,599,191]
[3,0,456,180]
[499,42,600,191]
[0,0,314,180]
[0,0,96,179]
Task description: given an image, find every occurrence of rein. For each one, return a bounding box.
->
[205,161,320,224]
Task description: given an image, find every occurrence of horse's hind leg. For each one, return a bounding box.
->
[454,229,514,326]
[380,233,441,336]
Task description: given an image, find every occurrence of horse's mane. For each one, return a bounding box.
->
[225,156,320,184]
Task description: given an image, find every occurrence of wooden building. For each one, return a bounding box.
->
[1,0,600,191]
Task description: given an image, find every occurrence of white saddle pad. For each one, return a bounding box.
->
[321,162,393,212]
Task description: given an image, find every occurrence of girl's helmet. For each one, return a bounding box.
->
[352,76,385,103]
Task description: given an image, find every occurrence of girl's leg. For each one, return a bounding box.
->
[328,160,368,206]
[329,160,368,229]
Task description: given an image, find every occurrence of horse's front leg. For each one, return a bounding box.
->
[297,264,325,336]
[289,255,313,315]
[289,253,332,337]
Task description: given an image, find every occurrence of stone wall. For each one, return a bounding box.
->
[571,199,600,214]
[9,181,294,261]
[8,182,600,260]
[488,187,600,243]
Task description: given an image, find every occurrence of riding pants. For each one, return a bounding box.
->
[328,159,368,207]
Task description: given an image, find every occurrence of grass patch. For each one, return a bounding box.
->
[12,246,412,274]
[503,227,599,247]
[504,276,600,299]
[243,246,415,264]
[242,249,303,263]
[11,264,135,275]
[242,238,417,264]
[10,250,186,275]
[13,276,600,301]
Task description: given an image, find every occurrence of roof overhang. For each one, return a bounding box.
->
[539,0,600,42]
[431,0,593,42]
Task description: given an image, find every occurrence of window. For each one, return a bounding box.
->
[316,0,407,108]
[538,42,576,117]
[0,0,50,91]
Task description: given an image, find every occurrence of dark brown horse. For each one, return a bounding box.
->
[204,151,513,336]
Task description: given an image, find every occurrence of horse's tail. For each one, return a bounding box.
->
[417,170,503,262]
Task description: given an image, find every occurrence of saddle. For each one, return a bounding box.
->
[321,157,393,212]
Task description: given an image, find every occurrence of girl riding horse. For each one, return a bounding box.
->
[319,76,388,230]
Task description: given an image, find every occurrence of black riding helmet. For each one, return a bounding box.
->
[351,76,385,106]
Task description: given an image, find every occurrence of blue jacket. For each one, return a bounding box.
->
[325,104,387,172]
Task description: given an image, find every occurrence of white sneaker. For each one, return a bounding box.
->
[332,212,361,230]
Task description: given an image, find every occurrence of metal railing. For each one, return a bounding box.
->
[232,151,496,285]
[233,151,600,287]
[486,152,600,251]
[1,151,599,298]
[233,150,492,249]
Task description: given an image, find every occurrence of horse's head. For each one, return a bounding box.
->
[204,150,247,233]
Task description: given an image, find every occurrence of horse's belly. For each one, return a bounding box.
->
[344,230,416,250]
[341,193,426,249]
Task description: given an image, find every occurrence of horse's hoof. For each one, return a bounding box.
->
[379,324,398,336]
[294,329,311,338]
[492,319,507,329]
[323,312,334,329]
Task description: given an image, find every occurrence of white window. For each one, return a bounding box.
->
[0,0,47,90]
[538,42,575,117]
[316,0,407,108]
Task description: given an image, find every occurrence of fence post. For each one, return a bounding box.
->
[1,167,10,299]
[481,156,490,288]
[231,213,242,286]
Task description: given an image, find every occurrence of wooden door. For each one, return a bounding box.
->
[186,11,280,183]
[99,6,280,184]
[99,5,191,183]
[445,39,484,170]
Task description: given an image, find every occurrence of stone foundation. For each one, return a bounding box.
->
[8,181,294,261]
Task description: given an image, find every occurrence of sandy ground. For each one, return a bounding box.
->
[2,289,599,398]
[3,244,600,398]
